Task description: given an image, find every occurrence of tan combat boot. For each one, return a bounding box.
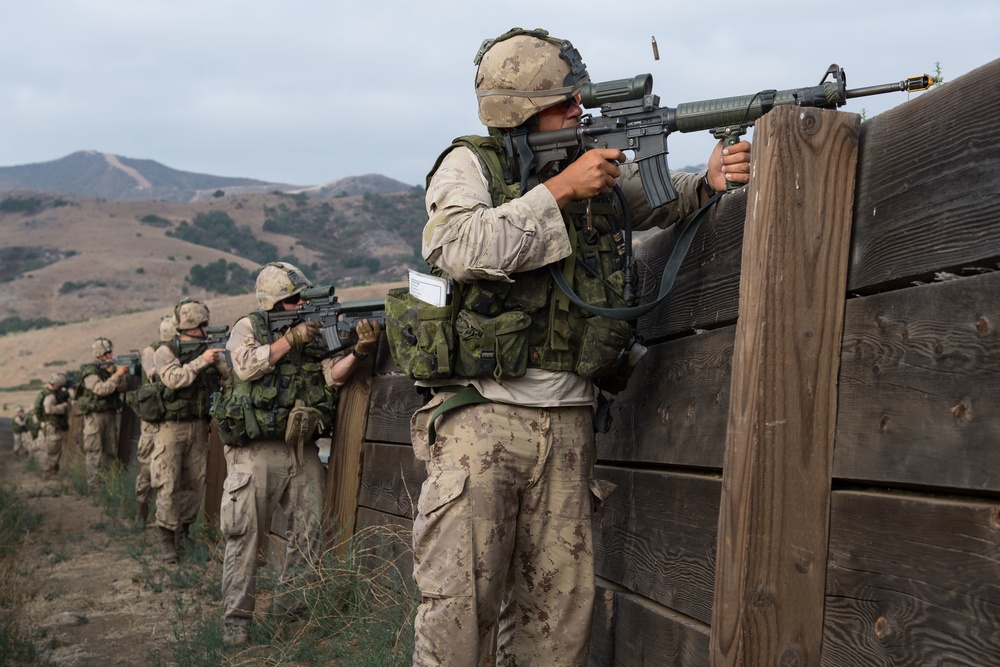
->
[160,527,178,563]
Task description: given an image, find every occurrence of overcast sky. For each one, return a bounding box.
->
[1,0,995,188]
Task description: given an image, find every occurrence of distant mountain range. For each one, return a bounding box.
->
[0,151,415,203]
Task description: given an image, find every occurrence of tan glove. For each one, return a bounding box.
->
[284,320,322,348]
[353,319,382,356]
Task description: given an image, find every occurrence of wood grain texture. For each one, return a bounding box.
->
[711,106,859,667]
[590,579,711,667]
[324,356,373,547]
[594,466,721,625]
[632,189,746,341]
[597,325,734,469]
[822,490,1000,667]
[357,441,424,519]
[836,270,1000,492]
[849,58,1000,293]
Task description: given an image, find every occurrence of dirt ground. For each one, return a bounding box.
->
[2,445,197,666]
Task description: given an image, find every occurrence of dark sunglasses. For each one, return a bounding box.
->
[282,293,302,305]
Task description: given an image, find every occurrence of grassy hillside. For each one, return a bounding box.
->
[0,188,426,325]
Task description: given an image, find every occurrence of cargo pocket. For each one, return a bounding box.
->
[385,287,457,381]
[412,468,472,598]
[453,310,531,381]
[574,316,633,378]
[220,472,254,538]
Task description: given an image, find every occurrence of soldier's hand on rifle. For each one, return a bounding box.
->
[114,365,128,378]
[200,348,225,364]
[545,148,625,207]
[707,139,752,192]
[354,319,381,356]
[284,320,322,348]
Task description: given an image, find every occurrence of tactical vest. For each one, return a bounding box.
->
[11,415,26,435]
[35,387,69,432]
[212,312,337,446]
[75,363,121,415]
[153,339,223,421]
[124,341,168,422]
[387,134,635,385]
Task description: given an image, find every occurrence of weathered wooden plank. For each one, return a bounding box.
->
[354,506,415,594]
[358,441,424,519]
[591,579,711,667]
[632,187,746,341]
[711,106,859,667]
[836,270,1000,492]
[366,373,425,445]
[822,490,1000,667]
[849,58,1000,293]
[324,356,374,547]
[594,466,720,625]
[597,325,734,469]
[203,425,226,526]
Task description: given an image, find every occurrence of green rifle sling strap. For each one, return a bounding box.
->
[427,385,491,446]
[549,191,723,321]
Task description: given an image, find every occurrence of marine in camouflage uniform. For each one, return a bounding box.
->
[408,28,751,666]
[217,262,379,647]
[11,406,28,456]
[36,372,71,478]
[77,337,129,490]
[135,315,175,526]
[151,300,230,563]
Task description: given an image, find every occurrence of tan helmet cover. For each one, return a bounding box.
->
[92,336,114,358]
[159,315,176,342]
[174,299,211,331]
[48,372,67,388]
[474,27,590,128]
[255,262,312,310]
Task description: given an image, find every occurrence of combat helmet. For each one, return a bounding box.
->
[174,298,211,332]
[48,372,67,388]
[255,262,311,311]
[474,27,590,128]
[159,315,176,342]
[92,336,114,359]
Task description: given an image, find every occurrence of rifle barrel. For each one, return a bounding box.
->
[846,74,934,99]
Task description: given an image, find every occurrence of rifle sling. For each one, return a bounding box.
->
[549,192,722,321]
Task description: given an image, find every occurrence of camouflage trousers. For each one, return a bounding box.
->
[410,397,599,667]
[12,431,27,455]
[82,411,119,488]
[135,421,156,505]
[220,439,326,625]
[39,423,64,475]
[150,419,209,531]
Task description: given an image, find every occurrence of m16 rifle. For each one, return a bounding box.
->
[264,285,386,356]
[513,64,934,208]
[112,350,143,376]
[177,325,231,357]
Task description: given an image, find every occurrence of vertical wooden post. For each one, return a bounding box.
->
[710,106,859,666]
[203,425,226,526]
[324,354,374,552]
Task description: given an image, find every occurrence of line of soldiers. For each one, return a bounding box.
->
[9,261,379,649]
